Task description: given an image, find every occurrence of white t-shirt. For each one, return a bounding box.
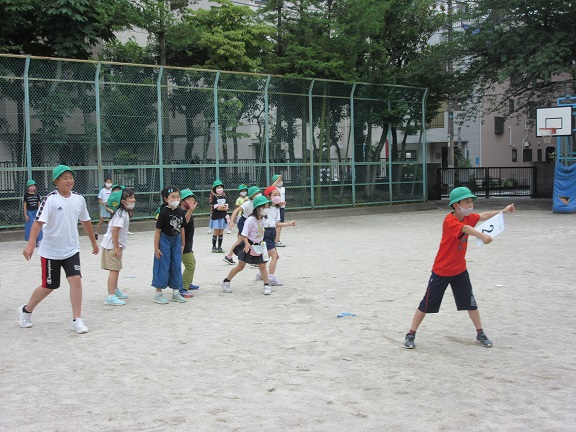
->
[278,186,286,208]
[241,216,265,243]
[263,206,281,228]
[98,187,112,206]
[36,190,91,260]
[100,209,130,250]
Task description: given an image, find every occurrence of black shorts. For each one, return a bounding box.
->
[417,270,477,313]
[237,243,266,265]
[264,227,276,250]
[41,252,82,289]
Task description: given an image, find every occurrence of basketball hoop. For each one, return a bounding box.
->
[539,128,556,144]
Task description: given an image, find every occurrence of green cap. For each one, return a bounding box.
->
[111,184,125,191]
[237,184,248,191]
[180,188,195,200]
[52,165,76,181]
[253,195,270,208]
[272,174,280,182]
[247,186,261,198]
[212,179,223,188]
[449,187,477,206]
[107,191,123,212]
[26,180,36,187]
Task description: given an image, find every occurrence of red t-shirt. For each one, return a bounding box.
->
[432,212,481,277]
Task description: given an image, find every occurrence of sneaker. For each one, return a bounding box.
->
[476,332,493,348]
[172,292,186,303]
[155,294,169,304]
[269,275,283,286]
[217,247,225,253]
[255,273,262,281]
[404,333,416,349]
[221,281,232,293]
[71,318,89,334]
[104,294,126,306]
[189,283,200,290]
[95,233,99,240]
[19,305,32,328]
[249,263,259,268]
[275,241,285,247]
[223,255,235,265]
[226,228,232,234]
[212,247,218,253]
[179,289,193,298]
[127,231,133,235]
[114,288,128,299]
[263,285,272,295]
[208,228,213,234]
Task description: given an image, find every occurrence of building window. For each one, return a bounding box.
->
[495,117,505,134]
[537,149,543,162]
[509,99,515,114]
[428,102,446,129]
[545,146,555,162]
[523,148,532,162]
[512,148,517,162]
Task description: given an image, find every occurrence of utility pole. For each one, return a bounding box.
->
[446,0,455,167]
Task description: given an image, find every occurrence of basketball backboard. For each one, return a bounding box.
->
[536,106,573,136]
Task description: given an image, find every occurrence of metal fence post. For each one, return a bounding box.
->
[350,82,357,206]
[308,79,315,208]
[484,167,489,199]
[264,74,271,184]
[422,88,429,201]
[213,70,220,179]
[156,66,165,188]
[387,100,393,203]
[95,62,103,186]
[24,56,31,179]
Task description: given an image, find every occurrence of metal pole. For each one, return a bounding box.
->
[24,56,32,179]
[156,66,164,188]
[447,0,455,168]
[214,70,220,179]
[422,88,429,201]
[95,62,103,187]
[264,75,271,185]
[308,79,315,208]
[350,82,357,206]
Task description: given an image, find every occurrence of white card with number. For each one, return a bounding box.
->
[476,212,505,246]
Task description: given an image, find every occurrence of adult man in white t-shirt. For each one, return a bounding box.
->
[19,165,99,334]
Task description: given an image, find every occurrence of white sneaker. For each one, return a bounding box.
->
[19,305,32,328]
[127,231,133,235]
[221,281,232,293]
[263,285,272,295]
[269,275,283,286]
[226,228,232,234]
[71,318,89,334]
[255,273,262,281]
[208,228,213,234]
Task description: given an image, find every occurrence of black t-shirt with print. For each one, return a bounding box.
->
[156,206,184,236]
[211,194,228,220]
[23,192,41,211]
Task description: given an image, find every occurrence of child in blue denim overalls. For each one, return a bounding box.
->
[152,186,187,304]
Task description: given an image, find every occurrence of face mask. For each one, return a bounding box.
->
[240,191,247,197]
[124,203,135,210]
[105,183,113,188]
[182,201,190,209]
[457,205,474,217]
[169,200,180,208]
[271,196,281,205]
[277,182,283,187]
[215,188,224,194]
[261,208,269,217]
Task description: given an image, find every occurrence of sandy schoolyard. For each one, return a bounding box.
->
[1,203,574,431]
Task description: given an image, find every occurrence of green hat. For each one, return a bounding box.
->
[272,174,280,182]
[253,195,270,208]
[237,184,248,191]
[212,179,223,188]
[26,180,36,187]
[52,165,76,181]
[247,186,261,198]
[111,184,125,191]
[180,188,195,200]
[107,191,123,212]
[449,187,477,206]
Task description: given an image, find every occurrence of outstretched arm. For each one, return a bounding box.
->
[478,204,515,222]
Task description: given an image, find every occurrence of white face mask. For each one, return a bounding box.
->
[169,200,180,208]
[215,188,224,194]
[124,203,135,210]
[105,183,113,188]
[457,205,474,217]
[239,191,247,196]
[271,196,281,205]
[260,208,269,217]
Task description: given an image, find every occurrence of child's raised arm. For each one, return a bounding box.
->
[478,204,515,222]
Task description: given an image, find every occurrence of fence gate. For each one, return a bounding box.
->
[438,167,537,198]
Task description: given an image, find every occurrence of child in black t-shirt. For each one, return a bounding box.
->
[209,180,229,253]
[179,189,199,297]
[23,179,43,246]
[151,186,186,304]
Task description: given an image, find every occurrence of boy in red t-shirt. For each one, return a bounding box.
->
[404,187,515,349]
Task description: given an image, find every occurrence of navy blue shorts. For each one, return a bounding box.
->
[264,227,276,250]
[279,208,285,222]
[237,216,246,235]
[417,270,477,313]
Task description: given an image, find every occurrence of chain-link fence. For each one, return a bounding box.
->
[0,54,428,228]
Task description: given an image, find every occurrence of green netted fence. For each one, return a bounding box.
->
[0,54,428,228]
